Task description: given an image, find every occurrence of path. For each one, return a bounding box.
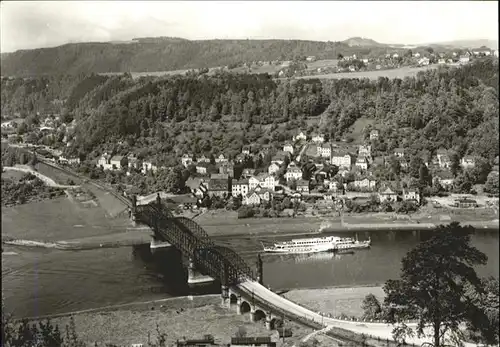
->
[295,142,309,163]
[3,166,80,189]
[238,280,452,346]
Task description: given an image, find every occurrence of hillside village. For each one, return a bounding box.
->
[77,128,499,217]
[273,47,498,78]
[3,107,499,218]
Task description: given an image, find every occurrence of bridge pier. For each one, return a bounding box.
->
[265,315,273,330]
[250,309,257,323]
[130,195,137,226]
[187,257,216,287]
[221,285,229,307]
[150,236,172,254]
[236,295,243,314]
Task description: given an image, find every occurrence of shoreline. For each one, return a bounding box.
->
[14,294,221,323]
[3,219,498,251]
[14,284,384,322]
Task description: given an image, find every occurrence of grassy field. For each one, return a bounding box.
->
[283,286,384,318]
[46,296,309,346]
[1,195,130,242]
[1,169,27,181]
[307,59,339,70]
[195,210,326,236]
[298,65,437,80]
[347,117,375,144]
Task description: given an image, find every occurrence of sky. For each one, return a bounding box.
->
[1,1,498,53]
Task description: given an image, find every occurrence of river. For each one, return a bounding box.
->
[2,228,498,319]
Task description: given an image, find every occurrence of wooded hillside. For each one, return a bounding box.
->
[0,39,410,76]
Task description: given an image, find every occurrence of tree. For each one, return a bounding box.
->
[383,222,488,347]
[464,276,499,345]
[418,164,432,189]
[362,293,383,320]
[389,156,401,178]
[163,166,187,193]
[19,152,28,165]
[409,156,424,179]
[484,172,499,195]
[450,153,461,177]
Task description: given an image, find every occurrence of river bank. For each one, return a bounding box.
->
[19,293,309,347]
[16,285,384,346]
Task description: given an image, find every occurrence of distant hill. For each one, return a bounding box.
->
[341,37,386,47]
[0,39,394,77]
[424,39,498,50]
[1,36,497,77]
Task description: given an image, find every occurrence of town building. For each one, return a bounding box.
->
[461,155,476,169]
[292,130,307,142]
[198,155,210,163]
[311,133,325,143]
[248,176,261,190]
[207,178,230,198]
[329,180,343,192]
[353,177,377,191]
[215,154,228,164]
[455,198,478,208]
[110,155,123,170]
[394,148,405,158]
[97,153,112,170]
[296,179,310,193]
[196,163,209,175]
[231,336,276,347]
[268,162,280,175]
[127,155,139,169]
[241,168,256,178]
[358,145,371,157]
[219,162,234,177]
[355,156,368,170]
[434,171,455,188]
[243,186,273,206]
[181,154,194,167]
[285,164,303,181]
[271,151,290,165]
[419,57,430,66]
[369,130,379,140]
[403,189,421,204]
[331,152,352,169]
[241,146,250,155]
[232,179,249,197]
[283,143,294,154]
[142,161,158,173]
[378,187,398,203]
[438,155,452,169]
[459,55,470,64]
[317,143,331,158]
[210,173,229,180]
[256,173,277,191]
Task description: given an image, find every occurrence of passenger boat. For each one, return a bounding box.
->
[262,235,371,254]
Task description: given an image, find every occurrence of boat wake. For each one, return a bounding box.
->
[1,238,128,251]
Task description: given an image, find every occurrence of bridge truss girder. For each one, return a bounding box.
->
[134,202,255,285]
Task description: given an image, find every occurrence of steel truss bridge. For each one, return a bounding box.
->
[132,196,255,286]
[128,195,434,345]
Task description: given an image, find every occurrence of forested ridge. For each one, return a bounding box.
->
[1,59,498,169]
[0,38,441,77]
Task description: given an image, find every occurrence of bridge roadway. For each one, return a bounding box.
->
[236,279,436,346]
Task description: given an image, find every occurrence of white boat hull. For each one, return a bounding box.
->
[262,237,371,254]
